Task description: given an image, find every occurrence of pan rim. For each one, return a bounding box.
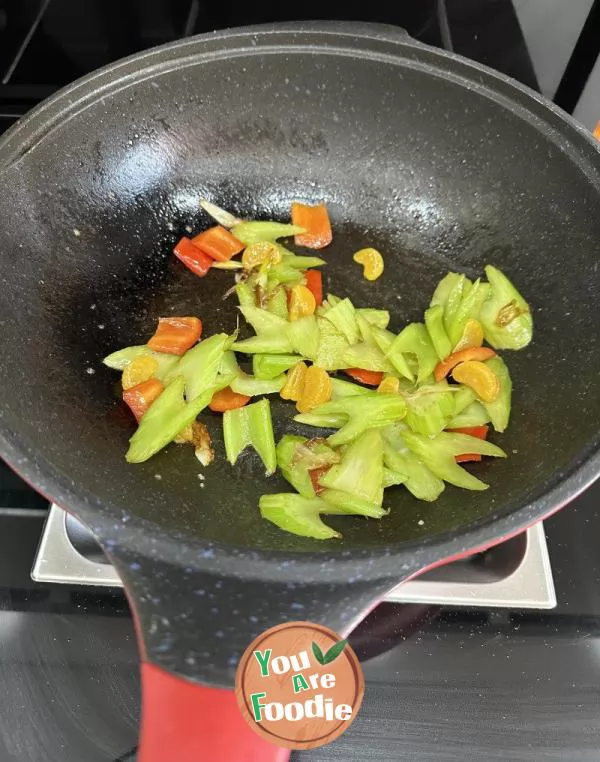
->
[1,21,599,582]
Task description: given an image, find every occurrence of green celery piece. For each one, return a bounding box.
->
[164,333,231,401]
[294,411,348,429]
[230,374,285,396]
[318,429,384,506]
[280,254,326,269]
[259,493,340,540]
[322,298,360,345]
[331,378,371,399]
[387,323,437,383]
[447,279,491,347]
[276,435,316,498]
[103,345,148,370]
[310,393,407,446]
[232,335,294,354]
[223,398,276,475]
[382,438,444,501]
[253,354,301,380]
[267,285,289,320]
[320,489,388,518]
[430,272,463,308]
[342,342,395,372]
[404,383,456,437]
[126,377,213,463]
[357,308,390,329]
[424,305,452,361]
[483,356,512,432]
[383,468,407,488]
[325,293,342,307]
[448,401,491,428]
[313,317,350,370]
[371,326,413,381]
[401,429,506,491]
[479,265,533,349]
[286,315,320,359]
[442,275,469,335]
[267,263,304,286]
[276,435,340,498]
[103,346,179,380]
[356,313,374,345]
[240,305,287,336]
[454,386,477,415]
[219,351,241,377]
[231,221,306,244]
[236,281,256,309]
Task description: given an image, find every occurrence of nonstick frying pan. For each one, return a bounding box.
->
[0,22,599,762]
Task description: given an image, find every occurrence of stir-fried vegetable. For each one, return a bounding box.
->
[102,198,533,540]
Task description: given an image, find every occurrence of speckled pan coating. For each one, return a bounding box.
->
[0,23,599,687]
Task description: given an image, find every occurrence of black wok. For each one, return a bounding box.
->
[0,22,599,762]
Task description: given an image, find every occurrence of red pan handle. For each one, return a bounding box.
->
[138,662,290,762]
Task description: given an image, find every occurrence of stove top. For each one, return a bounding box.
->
[1,1,599,761]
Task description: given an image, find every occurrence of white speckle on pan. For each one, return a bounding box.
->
[200,482,205,488]
[85,367,95,375]
[73,228,81,237]
[418,519,425,526]
[90,304,96,310]
[98,324,105,330]
[197,473,205,481]
[185,225,193,233]
[154,474,162,480]
[166,222,174,231]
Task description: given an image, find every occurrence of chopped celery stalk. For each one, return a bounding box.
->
[357,308,390,329]
[223,398,276,475]
[276,435,340,498]
[211,260,244,270]
[103,346,179,379]
[281,254,326,269]
[165,333,232,401]
[236,281,256,309]
[267,263,304,286]
[318,429,384,506]
[404,383,456,437]
[454,386,477,415]
[325,293,342,307]
[233,334,294,354]
[313,318,350,370]
[430,272,463,308]
[240,305,287,336]
[126,377,213,463]
[383,468,407,488]
[424,305,452,361]
[253,354,302,380]
[401,429,506,491]
[371,326,413,381]
[286,315,320,359]
[266,285,289,320]
[479,265,533,349]
[356,314,374,345]
[293,411,348,429]
[387,323,437,383]
[230,374,285,396]
[320,489,388,518]
[199,199,242,228]
[103,345,149,370]
[276,435,316,497]
[442,274,469,335]
[448,401,491,428]
[483,356,512,432]
[259,493,340,540]
[382,438,444,502]
[342,342,395,373]
[310,393,407,446]
[331,378,371,399]
[231,221,306,244]
[447,279,491,346]
[219,351,241,377]
[322,298,360,345]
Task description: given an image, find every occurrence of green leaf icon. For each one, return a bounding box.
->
[312,641,325,665]
[323,638,348,664]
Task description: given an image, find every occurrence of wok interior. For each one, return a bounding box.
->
[0,47,599,553]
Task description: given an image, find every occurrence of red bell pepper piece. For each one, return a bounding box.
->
[343,368,384,386]
[123,378,164,423]
[304,269,323,306]
[147,317,202,355]
[173,237,213,277]
[434,347,496,382]
[291,202,333,249]
[192,225,245,262]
